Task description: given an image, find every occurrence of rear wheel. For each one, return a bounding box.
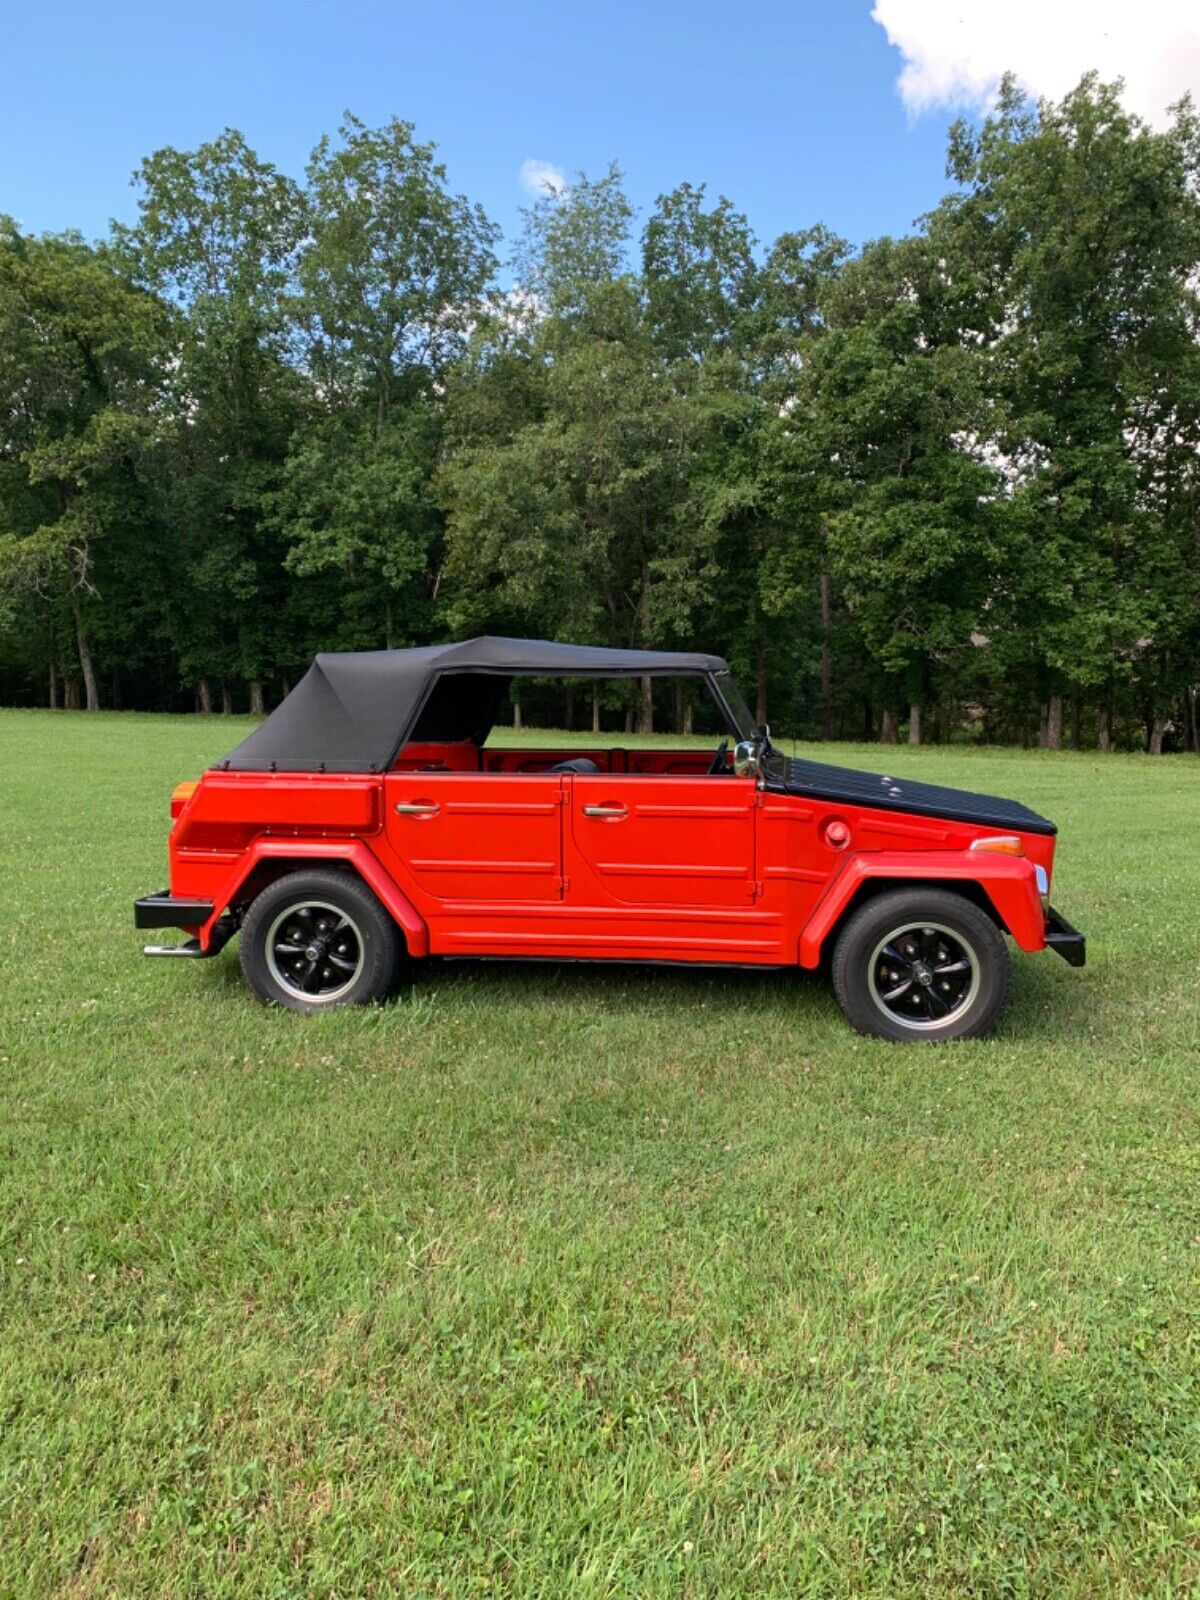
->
[239,869,398,1012]
[830,887,1010,1042]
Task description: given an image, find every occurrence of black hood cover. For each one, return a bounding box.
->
[774,755,1056,836]
[216,636,728,773]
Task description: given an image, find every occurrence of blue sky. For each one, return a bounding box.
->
[0,0,964,256]
[3,3,1195,256]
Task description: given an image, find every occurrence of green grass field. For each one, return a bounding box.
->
[2,708,1199,1598]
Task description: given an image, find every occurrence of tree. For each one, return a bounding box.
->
[815,233,1000,743]
[117,129,307,710]
[442,170,718,731]
[942,77,1200,749]
[686,224,849,731]
[273,116,499,649]
[2,88,1199,749]
[0,221,170,708]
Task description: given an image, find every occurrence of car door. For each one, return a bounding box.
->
[566,774,757,910]
[383,772,565,906]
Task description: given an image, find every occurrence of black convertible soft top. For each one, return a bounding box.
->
[216,636,730,773]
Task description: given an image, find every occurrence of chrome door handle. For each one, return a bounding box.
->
[582,803,627,818]
[393,801,440,816]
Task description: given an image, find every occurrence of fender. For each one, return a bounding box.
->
[197,838,429,956]
[797,850,1045,969]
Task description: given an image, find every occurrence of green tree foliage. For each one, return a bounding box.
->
[274,116,500,650]
[1,80,1199,751]
[0,222,170,708]
[116,130,307,710]
[815,233,1002,743]
[941,77,1200,748]
[441,170,721,728]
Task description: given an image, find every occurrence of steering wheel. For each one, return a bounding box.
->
[707,738,729,776]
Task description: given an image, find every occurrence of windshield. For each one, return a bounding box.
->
[711,671,757,742]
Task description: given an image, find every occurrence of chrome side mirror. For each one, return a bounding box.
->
[733,739,760,779]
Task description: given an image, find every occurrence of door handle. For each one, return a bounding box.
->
[582,803,627,818]
[393,801,440,816]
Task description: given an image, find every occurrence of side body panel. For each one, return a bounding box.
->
[160,750,1054,967]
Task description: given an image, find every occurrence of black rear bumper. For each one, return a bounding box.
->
[1045,907,1086,967]
[134,891,214,929]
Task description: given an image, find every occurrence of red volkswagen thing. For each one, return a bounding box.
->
[135,638,1084,1041]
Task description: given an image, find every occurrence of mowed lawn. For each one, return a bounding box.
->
[1,709,1199,1599]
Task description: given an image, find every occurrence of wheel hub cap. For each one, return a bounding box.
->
[265,900,366,1004]
[867,922,981,1031]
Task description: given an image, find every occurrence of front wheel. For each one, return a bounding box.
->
[239,869,399,1012]
[830,887,1010,1042]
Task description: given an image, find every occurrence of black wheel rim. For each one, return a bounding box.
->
[867,921,980,1032]
[265,900,365,1003]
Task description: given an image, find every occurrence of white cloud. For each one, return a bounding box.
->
[871,0,1200,128]
[519,158,567,199]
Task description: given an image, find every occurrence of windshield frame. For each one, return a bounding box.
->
[709,671,759,743]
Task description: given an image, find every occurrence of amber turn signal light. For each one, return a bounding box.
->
[170,781,198,820]
[969,834,1024,857]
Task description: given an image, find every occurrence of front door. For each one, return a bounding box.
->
[560,773,784,962]
[566,775,757,909]
[383,773,564,906]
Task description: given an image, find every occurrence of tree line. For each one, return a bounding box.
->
[2,76,1199,751]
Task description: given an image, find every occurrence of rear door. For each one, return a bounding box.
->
[383,773,564,904]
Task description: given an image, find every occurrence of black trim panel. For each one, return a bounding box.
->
[134,892,214,929]
[1045,907,1086,966]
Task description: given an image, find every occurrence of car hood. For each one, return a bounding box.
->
[767,754,1056,836]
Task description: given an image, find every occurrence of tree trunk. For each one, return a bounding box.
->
[636,675,653,735]
[221,681,232,715]
[624,708,634,734]
[1097,706,1112,752]
[683,702,694,736]
[881,709,898,744]
[71,592,99,711]
[1190,688,1198,755]
[1043,693,1063,752]
[49,660,60,709]
[64,677,80,710]
[249,680,265,716]
[819,572,832,740]
[907,702,923,746]
[755,631,768,728]
[197,677,213,715]
[513,691,522,732]
[592,691,601,735]
[1071,695,1083,751]
[1147,712,1166,756]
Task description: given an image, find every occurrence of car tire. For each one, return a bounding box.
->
[239,869,399,1012]
[830,887,1010,1042]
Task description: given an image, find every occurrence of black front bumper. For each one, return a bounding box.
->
[134,891,214,929]
[1045,907,1086,967]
